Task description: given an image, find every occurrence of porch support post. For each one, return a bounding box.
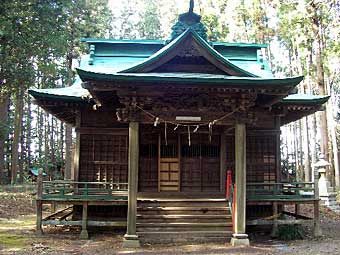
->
[271,201,278,238]
[36,168,43,235]
[314,166,322,236]
[231,122,249,246]
[80,202,89,239]
[123,121,141,248]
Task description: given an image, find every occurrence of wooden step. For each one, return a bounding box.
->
[137,222,232,227]
[136,198,233,244]
[137,231,232,244]
[137,209,229,216]
[137,214,231,223]
[137,214,230,219]
[137,206,229,211]
[138,201,228,207]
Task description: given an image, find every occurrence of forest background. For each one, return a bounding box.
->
[0,0,339,189]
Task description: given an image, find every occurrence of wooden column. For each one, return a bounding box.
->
[231,122,249,246]
[72,114,81,181]
[36,169,43,235]
[274,116,281,182]
[123,122,141,248]
[314,167,322,236]
[80,202,89,239]
[271,201,278,237]
[220,132,227,193]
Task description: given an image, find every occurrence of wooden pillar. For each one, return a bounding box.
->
[80,202,89,239]
[72,114,81,181]
[271,202,278,237]
[123,122,141,248]
[36,169,43,235]
[275,116,281,182]
[231,122,249,246]
[314,168,322,236]
[220,132,227,193]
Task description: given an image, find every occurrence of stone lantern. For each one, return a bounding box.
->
[313,156,337,207]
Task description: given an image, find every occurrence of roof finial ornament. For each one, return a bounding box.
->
[189,0,194,13]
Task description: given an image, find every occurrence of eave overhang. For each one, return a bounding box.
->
[28,86,92,125]
[273,94,330,125]
[77,69,303,89]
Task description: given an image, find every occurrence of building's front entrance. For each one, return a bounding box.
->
[139,127,222,194]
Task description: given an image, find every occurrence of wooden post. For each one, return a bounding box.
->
[220,132,227,193]
[36,169,43,235]
[231,122,249,246]
[275,116,281,182]
[80,202,89,239]
[271,202,278,237]
[123,122,141,248]
[314,169,322,236]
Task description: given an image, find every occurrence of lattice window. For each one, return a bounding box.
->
[139,133,158,192]
[181,135,220,192]
[79,133,128,184]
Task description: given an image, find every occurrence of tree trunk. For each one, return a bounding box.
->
[303,117,311,182]
[0,94,9,184]
[11,87,24,184]
[311,5,330,165]
[26,94,32,172]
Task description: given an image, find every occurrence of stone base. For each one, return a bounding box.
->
[320,193,338,207]
[123,234,141,248]
[313,226,322,237]
[35,229,43,236]
[80,230,89,239]
[230,234,250,247]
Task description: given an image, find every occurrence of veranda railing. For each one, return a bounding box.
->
[247,182,316,201]
[38,180,128,201]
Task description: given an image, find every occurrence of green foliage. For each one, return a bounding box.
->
[138,0,162,39]
[277,225,304,241]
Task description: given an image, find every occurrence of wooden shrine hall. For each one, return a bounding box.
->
[29,0,329,247]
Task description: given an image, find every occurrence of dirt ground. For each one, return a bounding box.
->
[1,186,340,255]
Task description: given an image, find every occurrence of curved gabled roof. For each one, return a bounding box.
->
[119,29,259,77]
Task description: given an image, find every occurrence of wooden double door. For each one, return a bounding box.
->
[139,131,221,193]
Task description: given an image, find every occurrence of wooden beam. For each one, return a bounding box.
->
[123,122,141,248]
[247,219,314,226]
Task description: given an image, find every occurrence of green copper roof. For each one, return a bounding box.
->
[281,94,330,105]
[28,78,89,102]
[119,29,259,77]
[76,69,302,87]
[81,38,165,45]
